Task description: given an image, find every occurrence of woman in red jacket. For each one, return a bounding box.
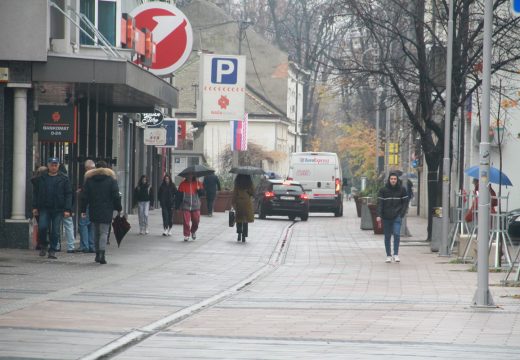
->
[176,174,204,241]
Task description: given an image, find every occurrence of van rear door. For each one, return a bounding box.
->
[289,155,337,200]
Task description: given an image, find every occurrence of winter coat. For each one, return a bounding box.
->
[134,183,153,205]
[176,179,204,211]
[158,182,177,209]
[232,184,255,223]
[32,171,73,213]
[80,168,122,224]
[203,174,221,199]
[376,176,409,220]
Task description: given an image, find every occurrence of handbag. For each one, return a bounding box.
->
[229,209,236,227]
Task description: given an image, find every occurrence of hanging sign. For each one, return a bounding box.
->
[37,105,76,143]
[143,127,166,145]
[139,111,164,127]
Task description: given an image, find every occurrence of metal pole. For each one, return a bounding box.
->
[384,96,390,179]
[294,73,299,152]
[375,88,380,174]
[473,0,494,307]
[440,0,454,257]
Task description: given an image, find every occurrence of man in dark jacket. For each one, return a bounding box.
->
[376,172,409,263]
[80,161,122,264]
[32,157,73,259]
[203,173,221,216]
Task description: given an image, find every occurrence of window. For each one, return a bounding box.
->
[80,0,118,46]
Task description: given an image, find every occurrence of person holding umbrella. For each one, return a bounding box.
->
[176,173,204,241]
[231,169,258,242]
[80,161,122,264]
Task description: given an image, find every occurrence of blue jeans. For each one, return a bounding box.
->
[63,216,75,251]
[38,209,63,252]
[79,209,94,251]
[383,216,402,256]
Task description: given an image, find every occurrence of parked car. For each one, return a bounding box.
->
[508,209,520,244]
[254,179,309,221]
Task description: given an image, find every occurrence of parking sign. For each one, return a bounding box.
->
[200,54,246,121]
[513,0,520,15]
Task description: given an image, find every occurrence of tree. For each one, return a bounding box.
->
[327,0,520,240]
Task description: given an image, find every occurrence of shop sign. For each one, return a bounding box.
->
[37,105,76,143]
[143,127,166,145]
[139,111,164,126]
[130,2,193,76]
[156,118,178,148]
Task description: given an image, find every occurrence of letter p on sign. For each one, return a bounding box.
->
[211,58,238,84]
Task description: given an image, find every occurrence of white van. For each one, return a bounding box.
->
[287,152,343,216]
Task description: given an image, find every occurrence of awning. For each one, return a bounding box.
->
[32,54,178,112]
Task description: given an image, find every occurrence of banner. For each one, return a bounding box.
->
[230,113,248,151]
[156,118,178,148]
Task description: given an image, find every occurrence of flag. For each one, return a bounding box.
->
[230,113,248,151]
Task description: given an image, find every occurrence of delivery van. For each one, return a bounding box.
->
[287,152,343,216]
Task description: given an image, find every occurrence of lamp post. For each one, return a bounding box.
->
[473,0,494,307]
[440,0,454,257]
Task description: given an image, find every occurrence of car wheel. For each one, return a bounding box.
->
[288,215,296,221]
[301,213,309,221]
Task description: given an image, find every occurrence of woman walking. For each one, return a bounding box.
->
[232,174,255,242]
[134,175,153,235]
[176,174,204,241]
[158,174,177,236]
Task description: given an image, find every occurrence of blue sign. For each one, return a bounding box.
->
[412,159,418,168]
[513,0,520,15]
[211,58,238,84]
[156,118,178,148]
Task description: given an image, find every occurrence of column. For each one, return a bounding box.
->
[11,87,28,220]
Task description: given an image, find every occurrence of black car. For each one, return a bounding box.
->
[254,179,309,221]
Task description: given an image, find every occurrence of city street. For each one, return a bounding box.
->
[1,201,519,359]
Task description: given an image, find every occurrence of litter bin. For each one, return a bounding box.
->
[360,203,373,230]
[431,207,442,252]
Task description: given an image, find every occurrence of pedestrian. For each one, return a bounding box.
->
[58,164,77,253]
[158,174,177,236]
[376,172,409,263]
[203,173,221,216]
[175,173,204,241]
[78,159,96,253]
[406,178,414,206]
[30,165,48,251]
[80,160,122,264]
[31,157,73,259]
[231,174,255,242]
[134,175,153,235]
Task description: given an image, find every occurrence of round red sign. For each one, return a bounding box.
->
[130,3,193,76]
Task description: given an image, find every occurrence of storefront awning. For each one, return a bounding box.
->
[32,54,178,112]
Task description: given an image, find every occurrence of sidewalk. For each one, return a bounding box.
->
[1,202,519,359]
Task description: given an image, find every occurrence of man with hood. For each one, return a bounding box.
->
[376,172,409,263]
[80,161,122,264]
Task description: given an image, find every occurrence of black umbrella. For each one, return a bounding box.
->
[112,214,131,247]
[178,164,215,178]
[230,166,265,175]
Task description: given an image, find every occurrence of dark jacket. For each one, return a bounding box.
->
[32,171,73,212]
[203,174,221,198]
[80,168,122,223]
[158,182,177,209]
[134,183,153,204]
[376,175,409,220]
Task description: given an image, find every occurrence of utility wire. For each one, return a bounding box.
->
[244,30,272,105]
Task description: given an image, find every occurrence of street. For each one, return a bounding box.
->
[1,201,519,359]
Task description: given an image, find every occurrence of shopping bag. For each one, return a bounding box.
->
[228,209,236,227]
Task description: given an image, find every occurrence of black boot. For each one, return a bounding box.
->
[95,251,100,263]
[241,234,246,242]
[99,251,107,265]
[237,234,241,242]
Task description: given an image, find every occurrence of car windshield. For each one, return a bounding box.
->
[273,185,303,194]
